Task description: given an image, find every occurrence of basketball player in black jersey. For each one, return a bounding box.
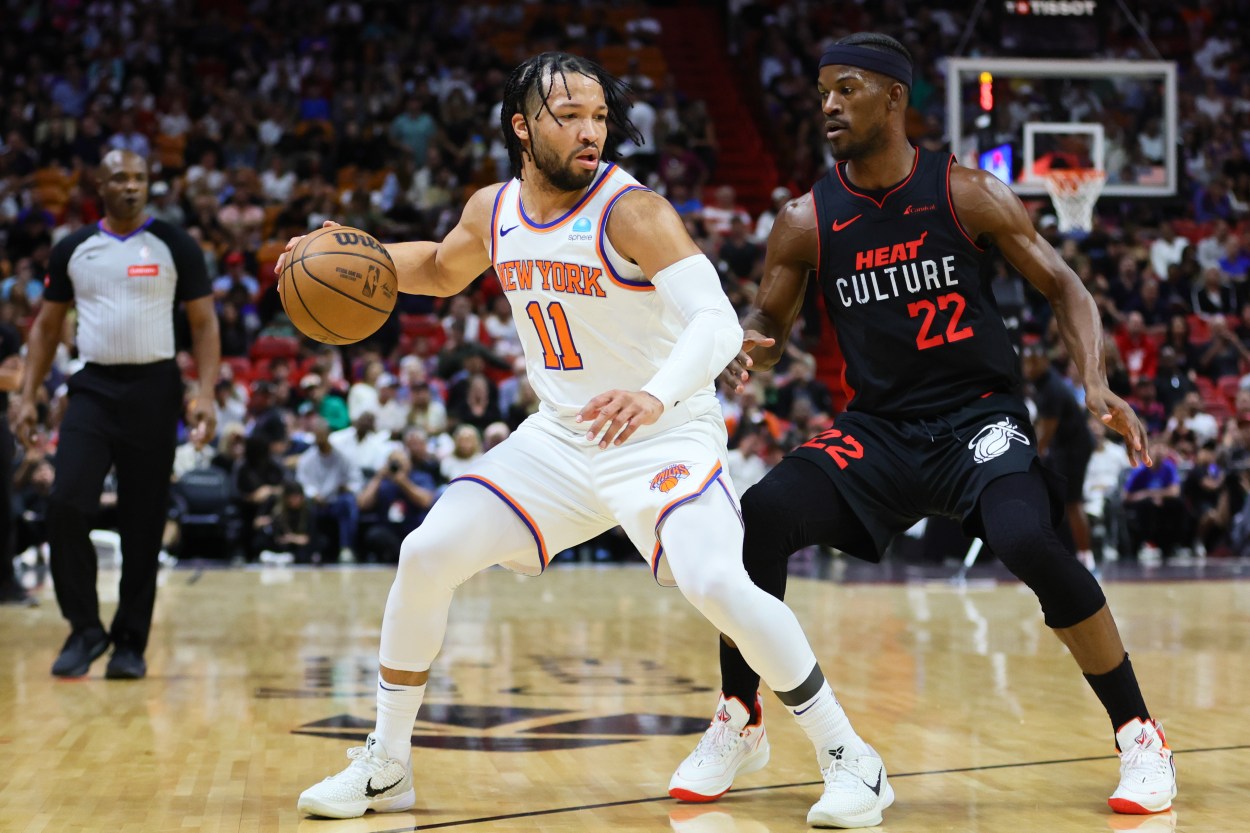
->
[669,33,1176,822]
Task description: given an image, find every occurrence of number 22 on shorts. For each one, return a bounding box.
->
[799,427,863,469]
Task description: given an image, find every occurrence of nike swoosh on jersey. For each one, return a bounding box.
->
[831,215,862,232]
[500,225,519,237]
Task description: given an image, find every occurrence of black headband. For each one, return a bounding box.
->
[819,45,912,87]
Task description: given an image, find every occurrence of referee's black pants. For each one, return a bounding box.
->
[49,361,182,654]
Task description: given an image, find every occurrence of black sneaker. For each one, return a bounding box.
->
[104,646,147,680]
[51,628,110,677]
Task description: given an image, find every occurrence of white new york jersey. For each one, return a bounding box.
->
[489,163,719,433]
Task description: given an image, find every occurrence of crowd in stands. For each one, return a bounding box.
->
[1,1,1249,567]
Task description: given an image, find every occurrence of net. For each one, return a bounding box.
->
[1041,169,1106,234]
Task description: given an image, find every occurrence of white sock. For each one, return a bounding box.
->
[375,674,425,765]
[787,681,869,768]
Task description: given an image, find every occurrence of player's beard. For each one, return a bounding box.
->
[530,134,598,192]
[828,119,887,163]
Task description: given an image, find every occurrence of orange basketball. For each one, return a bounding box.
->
[280,226,398,344]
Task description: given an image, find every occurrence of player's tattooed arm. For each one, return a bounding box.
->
[951,167,1150,466]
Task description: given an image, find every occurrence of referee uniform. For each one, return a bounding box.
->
[20,150,220,679]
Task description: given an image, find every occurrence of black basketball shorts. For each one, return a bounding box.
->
[786,392,1063,561]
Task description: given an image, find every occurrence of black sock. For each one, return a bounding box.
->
[720,635,762,722]
[1084,653,1150,747]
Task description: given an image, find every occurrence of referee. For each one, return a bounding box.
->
[16,149,220,679]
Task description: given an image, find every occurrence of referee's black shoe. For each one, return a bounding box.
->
[105,645,147,680]
[51,627,110,677]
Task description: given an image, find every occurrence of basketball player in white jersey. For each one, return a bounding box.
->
[287,53,891,827]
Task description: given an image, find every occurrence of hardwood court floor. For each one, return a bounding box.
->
[1,562,1246,833]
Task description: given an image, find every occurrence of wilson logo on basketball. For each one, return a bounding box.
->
[649,464,691,492]
[331,231,394,262]
[967,418,1030,464]
[127,264,159,277]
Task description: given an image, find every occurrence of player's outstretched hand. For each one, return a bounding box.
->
[719,330,776,394]
[577,390,664,449]
[1087,385,1152,467]
[274,219,341,276]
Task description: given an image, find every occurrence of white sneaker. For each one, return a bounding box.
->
[807,745,894,828]
[669,694,769,802]
[259,549,294,566]
[298,734,415,819]
[1109,718,1176,815]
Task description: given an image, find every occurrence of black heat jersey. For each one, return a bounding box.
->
[812,147,1020,419]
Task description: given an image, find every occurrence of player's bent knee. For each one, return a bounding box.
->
[982,498,1106,628]
[673,569,751,630]
[741,485,787,528]
[396,531,473,590]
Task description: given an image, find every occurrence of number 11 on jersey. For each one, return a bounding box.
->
[526,301,583,370]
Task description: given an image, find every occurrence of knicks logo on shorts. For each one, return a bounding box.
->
[649,464,691,493]
[967,418,1030,464]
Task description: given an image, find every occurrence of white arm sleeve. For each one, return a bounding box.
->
[641,254,743,409]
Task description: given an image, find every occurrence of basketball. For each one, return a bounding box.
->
[280,225,398,345]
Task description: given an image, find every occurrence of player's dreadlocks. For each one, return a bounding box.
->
[500,52,641,181]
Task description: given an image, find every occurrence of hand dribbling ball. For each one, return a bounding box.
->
[280,226,398,344]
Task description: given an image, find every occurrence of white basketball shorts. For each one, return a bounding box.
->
[450,409,740,586]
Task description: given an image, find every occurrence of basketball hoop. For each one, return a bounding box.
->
[1041,169,1106,234]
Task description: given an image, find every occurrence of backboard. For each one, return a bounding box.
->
[945,58,1177,198]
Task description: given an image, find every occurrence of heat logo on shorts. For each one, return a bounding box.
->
[967,418,1030,464]
[649,464,691,492]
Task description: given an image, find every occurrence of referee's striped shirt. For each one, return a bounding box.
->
[45,218,211,365]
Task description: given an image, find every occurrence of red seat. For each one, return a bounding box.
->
[223,356,253,383]
[401,314,446,353]
[250,335,300,361]
[1218,375,1242,402]
[401,313,441,336]
[1206,401,1231,425]
[1188,314,1212,344]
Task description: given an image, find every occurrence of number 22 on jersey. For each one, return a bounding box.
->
[907,291,974,351]
[526,301,583,370]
